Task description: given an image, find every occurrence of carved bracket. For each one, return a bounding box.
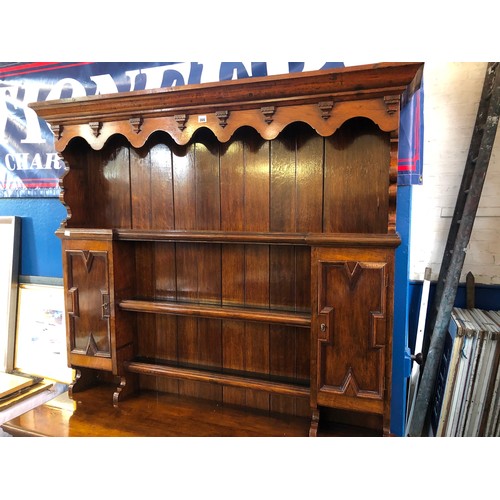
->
[215,110,230,128]
[113,374,138,407]
[69,368,99,398]
[174,114,188,131]
[261,106,276,124]
[89,121,102,137]
[318,100,334,120]
[309,408,320,437]
[130,117,143,134]
[51,124,63,140]
[383,95,400,115]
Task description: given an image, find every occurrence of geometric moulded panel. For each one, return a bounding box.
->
[317,260,387,402]
[66,250,111,357]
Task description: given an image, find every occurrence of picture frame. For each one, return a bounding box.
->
[14,283,73,384]
[0,216,20,373]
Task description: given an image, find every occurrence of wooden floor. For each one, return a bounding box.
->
[1,384,381,437]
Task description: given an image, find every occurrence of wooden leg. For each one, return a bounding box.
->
[309,408,320,437]
[383,425,395,437]
[69,367,99,397]
[383,403,393,436]
[113,373,138,407]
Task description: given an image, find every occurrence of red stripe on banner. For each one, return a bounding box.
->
[0,62,59,74]
[0,62,93,78]
[1,183,59,188]
[13,178,60,181]
[1,178,60,186]
[398,91,421,172]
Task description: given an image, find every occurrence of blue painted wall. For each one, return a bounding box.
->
[0,197,66,278]
[391,185,413,436]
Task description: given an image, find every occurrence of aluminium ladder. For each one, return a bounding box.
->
[407,62,500,437]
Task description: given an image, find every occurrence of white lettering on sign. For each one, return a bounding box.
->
[5,152,63,171]
[1,62,335,147]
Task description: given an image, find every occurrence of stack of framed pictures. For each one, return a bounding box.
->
[431,307,500,436]
[1,216,72,421]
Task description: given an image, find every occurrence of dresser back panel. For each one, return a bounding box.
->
[63,122,391,234]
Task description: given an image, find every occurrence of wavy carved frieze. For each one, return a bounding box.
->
[49,98,400,152]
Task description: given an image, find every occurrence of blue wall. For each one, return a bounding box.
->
[391,185,413,436]
[0,197,66,278]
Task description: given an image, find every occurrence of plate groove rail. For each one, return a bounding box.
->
[119,299,311,328]
[124,361,310,398]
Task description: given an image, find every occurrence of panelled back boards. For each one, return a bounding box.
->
[30,62,423,436]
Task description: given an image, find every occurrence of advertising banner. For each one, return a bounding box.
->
[0,61,422,197]
[398,83,424,185]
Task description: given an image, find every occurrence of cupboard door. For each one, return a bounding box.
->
[311,247,394,417]
[63,240,113,371]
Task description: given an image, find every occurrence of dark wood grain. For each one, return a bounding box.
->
[45,63,422,435]
[59,139,90,228]
[324,118,391,234]
[310,246,395,432]
[268,126,313,415]
[91,137,132,229]
[219,133,246,405]
[1,385,380,437]
[120,300,311,326]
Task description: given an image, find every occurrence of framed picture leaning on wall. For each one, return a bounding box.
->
[14,283,73,384]
[0,216,20,374]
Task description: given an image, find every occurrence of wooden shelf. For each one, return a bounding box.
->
[116,229,308,245]
[125,360,310,398]
[57,228,402,248]
[115,229,401,247]
[119,299,311,327]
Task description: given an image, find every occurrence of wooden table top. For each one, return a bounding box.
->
[1,384,380,437]
[1,384,310,437]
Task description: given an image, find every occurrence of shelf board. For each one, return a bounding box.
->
[116,229,401,247]
[57,228,401,248]
[125,360,310,398]
[116,229,308,245]
[119,299,311,327]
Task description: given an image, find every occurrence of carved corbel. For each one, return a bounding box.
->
[318,100,334,120]
[215,110,230,128]
[384,95,400,115]
[261,106,276,124]
[51,124,63,140]
[130,117,143,134]
[89,121,102,137]
[174,114,188,131]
